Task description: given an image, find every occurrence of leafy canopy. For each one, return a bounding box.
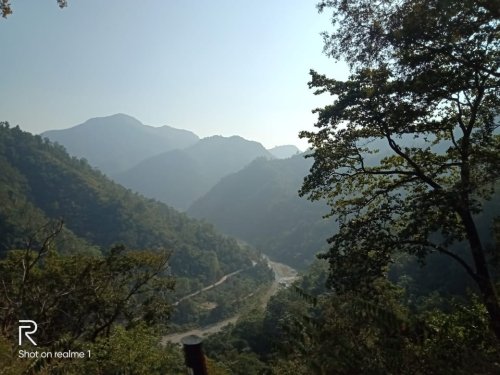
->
[300,0,500,336]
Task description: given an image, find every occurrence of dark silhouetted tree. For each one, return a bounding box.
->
[300,0,500,338]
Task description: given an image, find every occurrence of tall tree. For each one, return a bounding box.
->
[300,0,500,337]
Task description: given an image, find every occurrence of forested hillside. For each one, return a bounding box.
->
[115,135,274,210]
[204,257,500,374]
[1,0,498,373]
[200,0,500,372]
[189,155,335,269]
[188,151,498,286]
[0,122,274,373]
[0,122,271,302]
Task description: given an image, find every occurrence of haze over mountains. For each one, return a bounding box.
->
[188,155,335,268]
[39,113,335,268]
[41,113,498,274]
[42,114,200,175]
[1,122,275,328]
[0,123,263,282]
[42,114,303,211]
[115,135,274,210]
[268,145,301,159]
[4,113,497,324]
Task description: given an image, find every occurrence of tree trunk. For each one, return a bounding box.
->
[460,208,500,340]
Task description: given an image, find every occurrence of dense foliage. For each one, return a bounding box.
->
[189,155,335,269]
[0,123,260,280]
[300,0,500,337]
[0,222,180,373]
[0,122,273,330]
[203,1,500,373]
[206,260,500,374]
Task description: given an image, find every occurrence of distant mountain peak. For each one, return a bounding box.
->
[268,145,301,159]
[200,134,246,142]
[77,113,143,128]
[41,114,199,175]
[103,113,137,120]
[115,133,274,210]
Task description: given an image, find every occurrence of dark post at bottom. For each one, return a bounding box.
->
[181,334,208,375]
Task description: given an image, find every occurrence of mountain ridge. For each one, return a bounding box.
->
[115,134,274,210]
[1,122,263,287]
[188,154,336,269]
[42,113,200,175]
[268,145,301,159]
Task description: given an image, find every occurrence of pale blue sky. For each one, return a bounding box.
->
[0,0,348,149]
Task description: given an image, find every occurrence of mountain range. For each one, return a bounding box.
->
[38,114,338,268]
[114,135,274,210]
[41,114,200,175]
[42,114,301,211]
[188,154,335,268]
[0,122,269,296]
[268,145,301,159]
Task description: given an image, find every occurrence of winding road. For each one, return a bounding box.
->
[162,257,297,344]
[172,268,244,306]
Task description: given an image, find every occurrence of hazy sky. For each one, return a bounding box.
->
[0,0,348,149]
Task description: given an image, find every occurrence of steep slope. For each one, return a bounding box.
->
[188,154,335,269]
[41,113,199,175]
[115,135,274,210]
[268,145,301,159]
[0,123,263,290]
[115,150,206,212]
[186,135,273,179]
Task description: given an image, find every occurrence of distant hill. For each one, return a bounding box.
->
[268,145,301,159]
[0,122,265,291]
[188,154,336,269]
[115,135,274,210]
[41,114,199,175]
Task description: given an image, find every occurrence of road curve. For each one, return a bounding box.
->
[163,256,298,344]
